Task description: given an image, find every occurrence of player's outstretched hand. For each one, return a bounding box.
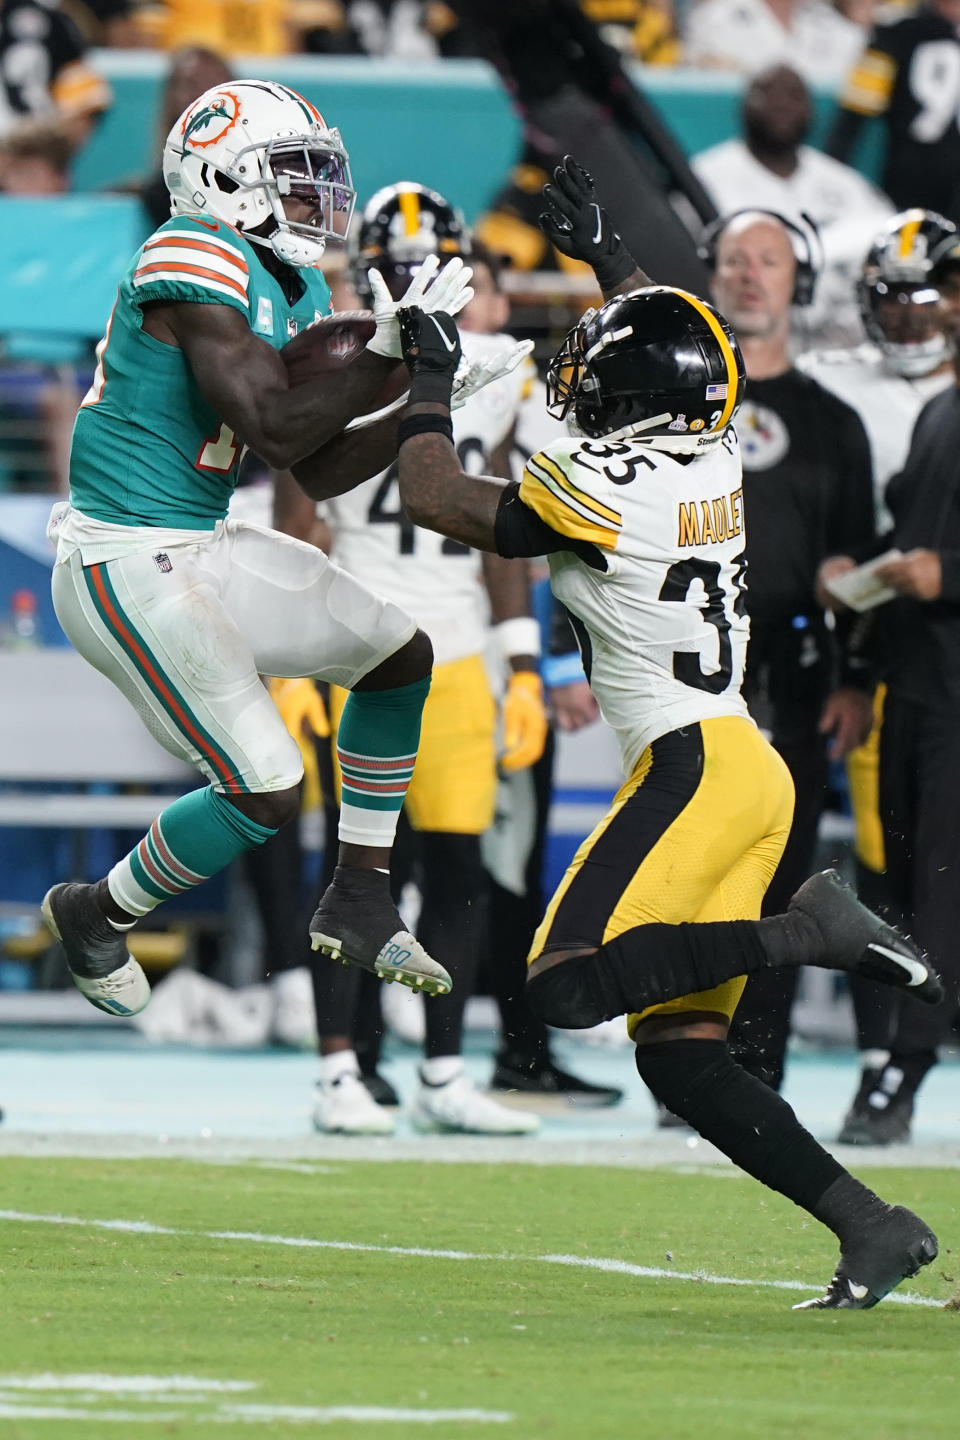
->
[367,254,474,359]
[451,337,534,411]
[397,306,462,403]
[539,155,636,290]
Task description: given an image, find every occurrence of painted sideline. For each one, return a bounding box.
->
[0,1208,944,1309]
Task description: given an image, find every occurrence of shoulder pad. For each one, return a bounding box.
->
[519,439,623,550]
[133,214,251,310]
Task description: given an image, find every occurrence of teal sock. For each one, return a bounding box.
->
[107,786,277,916]
[336,676,431,847]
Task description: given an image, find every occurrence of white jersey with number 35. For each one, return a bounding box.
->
[519,430,752,773]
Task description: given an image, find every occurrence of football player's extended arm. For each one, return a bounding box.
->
[539,156,652,300]
[399,426,505,551]
[396,311,587,566]
[142,300,401,471]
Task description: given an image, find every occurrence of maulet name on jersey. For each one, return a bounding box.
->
[677,487,744,549]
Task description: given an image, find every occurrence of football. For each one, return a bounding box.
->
[280,311,378,384]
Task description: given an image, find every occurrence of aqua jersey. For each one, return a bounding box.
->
[69,214,332,529]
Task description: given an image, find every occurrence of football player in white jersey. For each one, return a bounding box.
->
[800,209,955,1141]
[800,210,956,520]
[293,185,547,1135]
[388,156,944,1310]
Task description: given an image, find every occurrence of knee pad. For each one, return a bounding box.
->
[526,957,606,1030]
[634,1038,727,1114]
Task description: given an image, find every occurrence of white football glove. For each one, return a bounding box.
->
[451,339,535,410]
[366,254,475,358]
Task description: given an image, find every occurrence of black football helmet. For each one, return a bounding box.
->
[350,181,471,304]
[858,209,955,376]
[546,286,745,451]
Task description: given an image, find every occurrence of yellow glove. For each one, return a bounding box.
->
[267,677,330,809]
[500,670,548,773]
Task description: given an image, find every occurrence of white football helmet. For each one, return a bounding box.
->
[162,79,356,268]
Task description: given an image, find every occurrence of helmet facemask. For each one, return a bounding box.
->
[546,314,593,424]
[862,280,949,378]
[245,133,355,267]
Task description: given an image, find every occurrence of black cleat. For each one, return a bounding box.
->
[837,1064,886,1144]
[838,1095,914,1147]
[491,1054,623,1107]
[794,1205,938,1310]
[41,883,150,1016]
[789,871,943,1004]
[309,865,451,996]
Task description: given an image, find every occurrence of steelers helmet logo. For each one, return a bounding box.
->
[737,401,789,471]
[182,90,242,150]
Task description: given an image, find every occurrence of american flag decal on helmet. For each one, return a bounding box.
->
[705,383,728,399]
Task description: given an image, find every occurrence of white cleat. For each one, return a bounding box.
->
[411,1071,540,1135]
[70,958,152,1018]
[42,882,150,1017]
[312,1072,395,1135]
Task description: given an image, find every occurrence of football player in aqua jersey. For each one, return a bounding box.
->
[41,78,522,1019]
[390,155,945,1310]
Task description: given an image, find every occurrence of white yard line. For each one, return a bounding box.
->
[0,1375,255,1393]
[0,1208,944,1309]
[0,1377,512,1426]
[0,1402,512,1425]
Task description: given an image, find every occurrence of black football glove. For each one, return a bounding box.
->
[397,305,462,404]
[539,155,637,291]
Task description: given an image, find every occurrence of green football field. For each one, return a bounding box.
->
[1,1157,958,1438]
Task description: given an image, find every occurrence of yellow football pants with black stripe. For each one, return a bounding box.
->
[329,652,497,834]
[846,685,886,875]
[529,716,795,1036]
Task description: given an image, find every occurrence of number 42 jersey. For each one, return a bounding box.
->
[513,430,751,774]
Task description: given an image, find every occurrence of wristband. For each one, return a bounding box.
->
[593,245,640,292]
[495,616,542,662]
[542,651,586,688]
[397,412,454,446]
[408,370,457,405]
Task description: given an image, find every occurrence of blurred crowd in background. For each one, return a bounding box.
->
[3,0,960,1144]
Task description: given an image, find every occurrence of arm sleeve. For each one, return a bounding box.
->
[834,33,898,120]
[131,218,251,319]
[494,482,607,570]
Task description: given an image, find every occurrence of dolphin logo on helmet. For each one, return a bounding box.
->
[181,91,242,151]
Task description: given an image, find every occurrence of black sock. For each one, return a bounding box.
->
[811,1174,890,1248]
[528,920,770,1028]
[634,1039,865,1225]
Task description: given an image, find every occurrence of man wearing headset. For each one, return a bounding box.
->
[698,210,877,1096]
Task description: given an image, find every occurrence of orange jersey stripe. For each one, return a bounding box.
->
[143,234,249,273]
[134,260,248,300]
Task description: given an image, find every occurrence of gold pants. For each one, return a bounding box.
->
[529,716,795,1035]
[330,652,497,835]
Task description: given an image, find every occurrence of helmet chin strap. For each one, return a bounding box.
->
[270,228,327,268]
[242,221,327,269]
